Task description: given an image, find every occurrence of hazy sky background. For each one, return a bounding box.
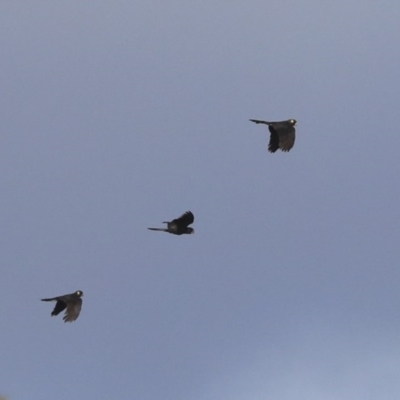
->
[1,1,400,399]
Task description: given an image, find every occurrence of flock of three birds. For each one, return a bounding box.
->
[41,118,298,322]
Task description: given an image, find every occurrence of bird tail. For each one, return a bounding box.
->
[249,119,270,125]
[148,228,169,232]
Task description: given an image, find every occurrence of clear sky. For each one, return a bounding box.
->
[1,1,400,399]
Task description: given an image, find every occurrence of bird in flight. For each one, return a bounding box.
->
[41,290,83,323]
[148,211,195,235]
[249,118,297,152]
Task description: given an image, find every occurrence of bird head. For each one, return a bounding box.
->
[289,119,297,126]
[76,290,84,297]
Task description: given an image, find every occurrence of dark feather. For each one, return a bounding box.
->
[250,118,297,153]
[41,290,83,323]
[149,211,195,235]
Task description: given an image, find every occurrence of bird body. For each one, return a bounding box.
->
[250,118,297,152]
[148,211,195,235]
[41,290,83,322]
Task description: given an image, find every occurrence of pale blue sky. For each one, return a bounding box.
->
[1,2,400,399]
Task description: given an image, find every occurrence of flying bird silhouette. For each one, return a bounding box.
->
[249,118,297,152]
[148,211,195,235]
[41,290,83,323]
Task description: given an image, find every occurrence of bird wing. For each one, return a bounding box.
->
[63,298,82,322]
[175,211,194,228]
[51,300,67,316]
[249,119,280,152]
[277,126,295,152]
[268,125,280,153]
